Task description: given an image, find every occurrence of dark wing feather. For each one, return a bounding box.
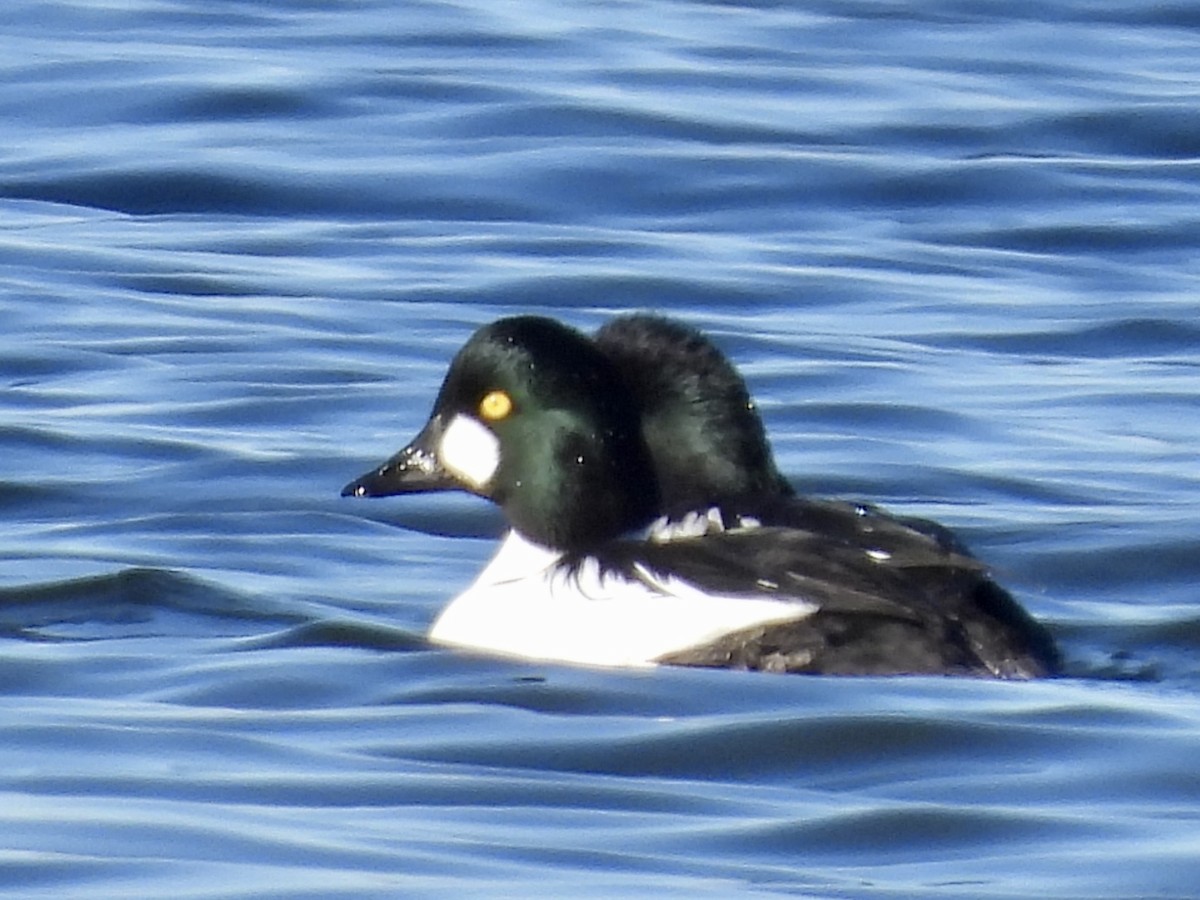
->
[591,517,1058,678]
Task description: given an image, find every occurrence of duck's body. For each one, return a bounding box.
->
[343,315,1058,678]
[426,528,815,668]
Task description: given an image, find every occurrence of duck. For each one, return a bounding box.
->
[342,314,1059,677]
[593,314,1058,676]
[593,313,968,552]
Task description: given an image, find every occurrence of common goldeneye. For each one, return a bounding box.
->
[594,314,1057,676]
[594,314,967,550]
[342,315,1058,677]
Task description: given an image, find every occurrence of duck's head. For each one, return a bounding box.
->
[594,314,793,514]
[342,316,660,552]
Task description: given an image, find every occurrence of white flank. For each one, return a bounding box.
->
[428,530,815,668]
[438,414,500,489]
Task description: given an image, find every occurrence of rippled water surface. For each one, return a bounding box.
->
[3,2,1200,897]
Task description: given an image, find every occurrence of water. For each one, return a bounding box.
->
[3,1,1200,897]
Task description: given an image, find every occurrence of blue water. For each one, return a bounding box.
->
[3,1,1200,897]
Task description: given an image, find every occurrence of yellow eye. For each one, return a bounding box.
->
[478,389,513,421]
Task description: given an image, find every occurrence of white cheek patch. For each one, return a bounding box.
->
[439,413,500,489]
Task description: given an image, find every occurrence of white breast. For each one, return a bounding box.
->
[427,530,815,668]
